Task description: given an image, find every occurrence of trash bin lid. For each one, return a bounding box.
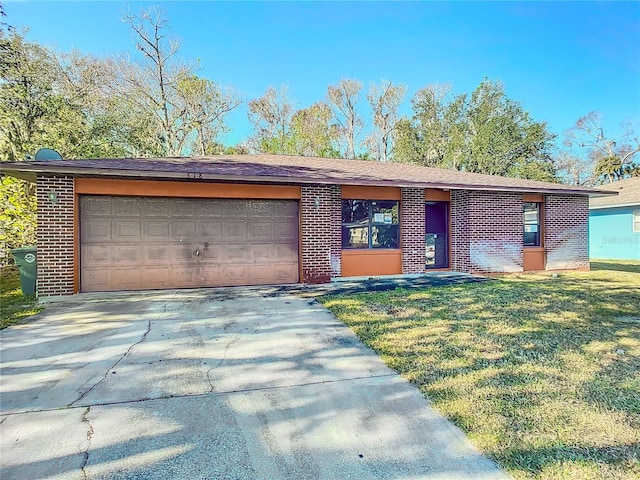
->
[10,247,37,254]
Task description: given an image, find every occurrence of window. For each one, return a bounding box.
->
[523,202,541,247]
[342,200,399,249]
[634,210,640,233]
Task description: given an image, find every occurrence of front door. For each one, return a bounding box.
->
[425,201,449,269]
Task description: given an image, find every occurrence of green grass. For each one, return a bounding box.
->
[0,265,43,329]
[321,261,640,480]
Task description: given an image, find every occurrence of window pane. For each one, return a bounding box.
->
[372,225,399,248]
[371,201,398,224]
[342,200,369,223]
[342,226,369,248]
[524,231,540,247]
[523,203,539,224]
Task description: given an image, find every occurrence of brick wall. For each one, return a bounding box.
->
[450,190,470,272]
[451,190,523,273]
[36,175,75,297]
[300,185,341,283]
[401,187,426,273]
[545,195,589,270]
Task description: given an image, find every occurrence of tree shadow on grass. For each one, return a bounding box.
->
[591,260,640,274]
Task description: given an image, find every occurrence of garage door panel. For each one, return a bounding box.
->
[218,267,249,285]
[247,200,275,217]
[200,245,221,261]
[144,246,171,264]
[82,196,112,216]
[170,268,199,286]
[81,196,299,292]
[82,245,111,266]
[112,246,141,265]
[139,268,171,289]
[271,264,299,282]
[274,222,297,241]
[251,244,272,262]
[220,202,247,216]
[113,197,141,217]
[82,269,111,292]
[248,222,274,242]
[144,198,172,217]
[275,244,298,261]
[111,268,141,290]
[172,199,201,217]
[173,245,197,263]
[82,221,112,242]
[223,222,248,242]
[222,245,249,263]
[172,222,197,239]
[275,201,299,217]
[144,222,170,241]
[198,221,222,240]
[114,222,142,241]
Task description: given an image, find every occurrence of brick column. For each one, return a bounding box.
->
[300,184,341,283]
[450,190,471,272]
[401,187,425,274]
[36,175,75,297]
[545,195,589,270]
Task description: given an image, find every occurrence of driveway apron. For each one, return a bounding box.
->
[0,288,510,480]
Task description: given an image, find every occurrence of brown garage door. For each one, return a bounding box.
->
[80,196,299,292]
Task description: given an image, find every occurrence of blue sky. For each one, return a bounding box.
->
[5,1,640,149]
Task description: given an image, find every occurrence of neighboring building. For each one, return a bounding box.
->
[1,155,612,298]
[589,177,640,260]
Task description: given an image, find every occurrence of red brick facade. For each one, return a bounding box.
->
[401,188,426,274]
[30,176,590,297]
[300,185,341,283]
[450,191,523,273]
[545,195,590,270]
[36,175,75,297]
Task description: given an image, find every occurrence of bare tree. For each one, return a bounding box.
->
[327,78,363,159]
[247,85,294,154]
[120,8,239,157]
[122,7,186,155]
[564,112,640,183]
[176,76,240,155]
[365,80,407,162]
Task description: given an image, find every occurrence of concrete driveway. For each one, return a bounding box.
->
[1,287,509,480]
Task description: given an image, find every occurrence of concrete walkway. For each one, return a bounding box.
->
[0,283,508,480]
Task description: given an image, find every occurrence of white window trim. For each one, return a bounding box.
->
[633,209,640,233]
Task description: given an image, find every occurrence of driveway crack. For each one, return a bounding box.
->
[69,320,152,407]
[79,406,94,480]
[206,332,242,392]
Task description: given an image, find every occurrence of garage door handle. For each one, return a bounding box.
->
[194,249,200,256]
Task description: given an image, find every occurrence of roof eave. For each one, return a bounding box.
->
[0,164,612,196]
[589,202,640,210]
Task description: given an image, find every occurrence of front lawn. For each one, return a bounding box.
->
[0,265,42,329]
[321,262,640,480]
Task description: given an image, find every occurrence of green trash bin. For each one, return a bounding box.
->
[11,247,37,296]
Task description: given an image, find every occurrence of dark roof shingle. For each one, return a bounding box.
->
[0,154,615,196]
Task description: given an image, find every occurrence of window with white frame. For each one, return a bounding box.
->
[634,210,640,233]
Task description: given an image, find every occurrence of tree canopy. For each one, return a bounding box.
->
[393,79,557,181]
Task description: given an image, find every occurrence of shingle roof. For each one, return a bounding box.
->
[0,154,615,196]
[589,177,640,209]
